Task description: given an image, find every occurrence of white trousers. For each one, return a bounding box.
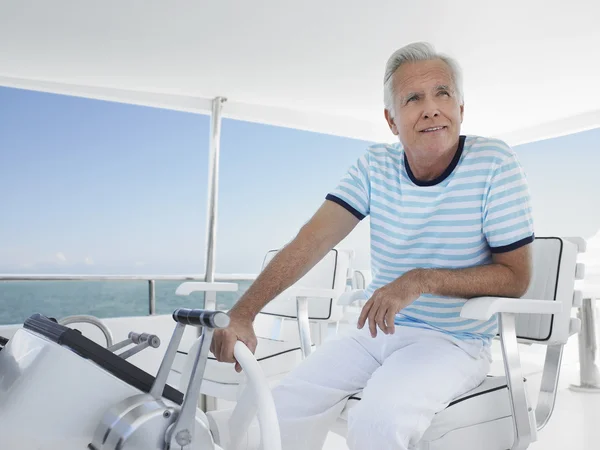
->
[271,325,491,450]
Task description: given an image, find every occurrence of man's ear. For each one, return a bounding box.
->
[384,109,399,135]
[460,104,464,123]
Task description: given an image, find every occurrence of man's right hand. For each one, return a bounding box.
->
[210,313,257,373]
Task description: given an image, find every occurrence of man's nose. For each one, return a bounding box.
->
[422,98,440,119]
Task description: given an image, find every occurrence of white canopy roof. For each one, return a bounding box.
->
[1,0,599,145]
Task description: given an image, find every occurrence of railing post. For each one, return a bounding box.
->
[570,297,600,392]
[148,279,156,315]
[204,97,226,288]
[198,97,226,337]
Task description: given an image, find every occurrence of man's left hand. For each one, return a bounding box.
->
[357,269,425,337]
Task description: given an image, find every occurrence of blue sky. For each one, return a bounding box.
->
[1,86,599,274]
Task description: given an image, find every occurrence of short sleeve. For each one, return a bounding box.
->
[326,152,371,220]
[483,151,534,253]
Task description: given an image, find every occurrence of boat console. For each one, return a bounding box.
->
[0,309,280,450]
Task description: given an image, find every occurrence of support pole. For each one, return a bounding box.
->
[197,97,227,412]
[203,96,227,311]
[570,297,600,392]
[148,279,156,315]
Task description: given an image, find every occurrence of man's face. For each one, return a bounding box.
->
[385,59,464,157]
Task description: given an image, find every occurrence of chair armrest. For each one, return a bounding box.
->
[278,287,340,360]
[460,297,563,321]
[564,236,587,253]
[337,289,366,306]
[175,282,239,296]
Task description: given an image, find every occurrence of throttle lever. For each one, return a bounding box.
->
[172,308,230,329]
[164,308,230,448]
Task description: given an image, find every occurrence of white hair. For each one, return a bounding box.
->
[383,42,464,115]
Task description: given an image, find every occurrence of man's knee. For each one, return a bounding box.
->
[272,374,311,418]
[271,368,340,419]
[346,397,429,450]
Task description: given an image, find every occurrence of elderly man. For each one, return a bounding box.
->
[211,42,534,449]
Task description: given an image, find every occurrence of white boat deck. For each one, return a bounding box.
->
[528,371,600,449]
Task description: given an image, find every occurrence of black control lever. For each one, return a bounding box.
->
[172,308,230,329]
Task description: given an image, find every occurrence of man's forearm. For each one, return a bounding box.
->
[229,230,331,320]
[416,263,531,300]
[227,200,360,320]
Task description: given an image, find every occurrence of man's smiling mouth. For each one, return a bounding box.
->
[420,126,447,133]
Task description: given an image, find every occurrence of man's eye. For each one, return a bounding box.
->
[438,91,450,96]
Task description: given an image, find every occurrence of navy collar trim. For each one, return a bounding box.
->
[404,135,466,187]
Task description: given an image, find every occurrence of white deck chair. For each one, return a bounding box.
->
[171,248,354,407]
[339,269,372,322]
[334,236,585,450]
[351,268,372,290]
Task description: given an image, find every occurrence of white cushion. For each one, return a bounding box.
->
[340,376,516,442]
[512,237,579,345]
[514,237,561,341]
[420,417,514,450]
[172,336,306,386]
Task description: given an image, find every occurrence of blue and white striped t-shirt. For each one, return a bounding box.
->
[327,135,534,343]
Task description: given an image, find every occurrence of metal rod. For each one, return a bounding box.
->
[204,290,217,313]
[0,274,254,321]
[570,297,600,392]
[117,341,151,360]
[107,338,133,353]
[197,96,226,345]
[535,344,564,429]
[148,279,156,315]
[0,274,256,281]
[296,297,312,359]
[204,96,227,286]
[150,323,186,400]
[168,328,216,448]
[59,314,114,348]
[499,313,532,450]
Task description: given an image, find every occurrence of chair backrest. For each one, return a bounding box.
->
[514,236,585,345]
[259,248,353,322]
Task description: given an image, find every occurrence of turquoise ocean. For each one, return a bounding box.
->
[0,279,253,325]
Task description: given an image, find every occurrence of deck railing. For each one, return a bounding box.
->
[0,274,257,315]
